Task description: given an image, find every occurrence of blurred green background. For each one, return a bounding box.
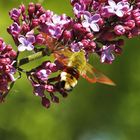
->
[0,0,140,140]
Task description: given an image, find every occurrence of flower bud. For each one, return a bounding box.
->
[36,34,46,44]
[63,30,72,40]
[9,8,21,21]
[32,19,39,28]
[115,47,122,55]
[28,3,35,15]
[42,97,50,108]
[73,23,82,30]
[124,20,135,29]
[19,4,25,13]
[114,25,125,35]
[86,32,94,39]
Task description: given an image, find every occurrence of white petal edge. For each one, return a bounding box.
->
[116,9,124,17]
[26,44,34,51]
[108,0,116,9]
[18,44,26,52]
[18,35,26,44]
[90,23,100,32]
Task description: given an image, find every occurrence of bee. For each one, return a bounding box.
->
[42,33,115,91]
[54,49,115,91]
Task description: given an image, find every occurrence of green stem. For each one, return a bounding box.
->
[18,49,51,67]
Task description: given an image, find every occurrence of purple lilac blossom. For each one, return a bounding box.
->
[40,14,71,39]
[18,30,35,51]
[0,38,17,102]
[3,1,140,108]
[102,0,131,17]
[100,45,115,64]
[73,3,86,18]
[28,61,60,107]
[7,22,21,37]
[9,8,21,21]
[82,13,101,32]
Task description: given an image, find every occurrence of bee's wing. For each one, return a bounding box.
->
[41,33,56,49]
[81,63,116,86]
[53,49,73,66]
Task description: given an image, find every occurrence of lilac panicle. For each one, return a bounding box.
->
[2,1,140,108]
[28,61,62,108]
[0,38,17,102]
[8,3,46,49]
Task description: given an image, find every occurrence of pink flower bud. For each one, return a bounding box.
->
[115,47,122,55]
[86,32,94,39]
[42,97,50,108]
[32,19,39,27]
[28,3,35,14]
[114,25,125,35]
[63,30,72,40]
[124,20,135,29]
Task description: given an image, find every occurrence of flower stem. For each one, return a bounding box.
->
[18,49,51,67]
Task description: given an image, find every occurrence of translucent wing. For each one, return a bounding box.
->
[81,63,116,86]
[41,32,57,50]
[53,49,73,66]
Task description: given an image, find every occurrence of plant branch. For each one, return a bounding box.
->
[17,49,51,67]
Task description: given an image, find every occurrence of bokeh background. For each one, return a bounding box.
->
[0,0,140,140]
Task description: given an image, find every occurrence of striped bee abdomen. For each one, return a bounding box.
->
[60,67,79,91]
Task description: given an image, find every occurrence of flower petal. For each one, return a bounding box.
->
[18,44,26,52]
[90,14,100,23]
[90,23,100,32]
[27,44,34,51]
[27,35,35,44]
[107,6,115,13]
[116,9,124,17]
[26,30,34,37]
[82,20,90,28]
[101,53,106,63]
[83,11,91,20]
[108,0,116,9]
[18,35,26,44]
[117,1,124,9]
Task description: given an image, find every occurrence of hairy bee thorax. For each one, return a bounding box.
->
[67,51,87,73]
[60,67,79,91]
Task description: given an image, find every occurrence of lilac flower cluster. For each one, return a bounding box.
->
[0,0,140,108]
[0,38,17,102]
[7,3,47,51]
[28,61,69,108]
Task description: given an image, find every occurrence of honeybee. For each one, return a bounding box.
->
[54,49,115,91]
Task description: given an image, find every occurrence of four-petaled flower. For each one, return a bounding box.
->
[82,12,100,32]
[73,3,86,18]
[7,22,21,37]
[100,45,115,64]
[36,69,51,81]
[18,30,35,52]
[103,0,131,17]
